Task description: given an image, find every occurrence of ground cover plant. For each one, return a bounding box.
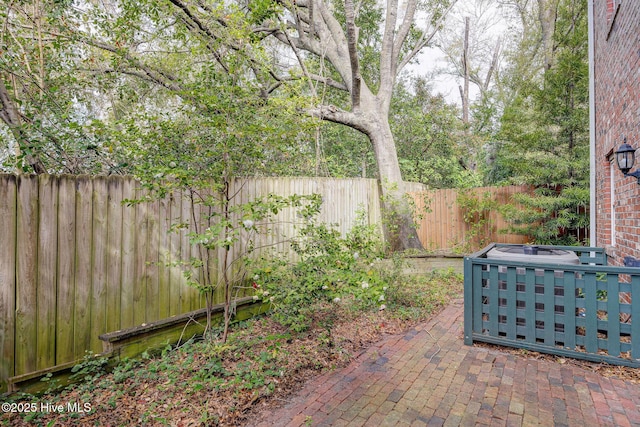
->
[1,268,462,427]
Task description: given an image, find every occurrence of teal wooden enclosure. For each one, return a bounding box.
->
[464,244,640,367]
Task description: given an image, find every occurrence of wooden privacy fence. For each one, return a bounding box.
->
[0,174,525,391]
[409,186,531,252]
[0,174,392,392]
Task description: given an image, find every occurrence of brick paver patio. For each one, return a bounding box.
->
[250,298,640,426]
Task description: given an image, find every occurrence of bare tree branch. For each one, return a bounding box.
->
[397,1,458,72]
[483,37,501,91]
[79,37,186,93]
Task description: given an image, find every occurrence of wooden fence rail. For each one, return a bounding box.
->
[0,174,527,392]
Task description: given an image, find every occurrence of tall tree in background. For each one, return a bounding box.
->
[262,0,456,249]
[391,78,475,188]
[2,0,458,251]
[91,0,458,250]
[495,0,589,244]
[0,1,111,173]
[437,0,503,173]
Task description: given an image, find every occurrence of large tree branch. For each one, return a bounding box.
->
[168,0,222,41]
[174,14,229,72]
[393,0,418,63]
[306,104,371,135]
[307,74,348,91]
[379,0,417,100]
[276,0,353,93]
[345,0,361,109]
[0,78,22,129]
[483,37,501,92]
[379,0,399,102]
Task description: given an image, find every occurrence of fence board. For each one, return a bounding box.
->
[158,197,171,320]
[91,178,108,353]
[133,189,148,326]
[120,179,136,329]
[74,176,93,359]
[106,176,124,333]
[145,199,160,323]
[180,191,195,314]
[15,175,38,376]
[168,191,183,317]
[56,177,76,365]
[36,175,58,370]
[0,175,17,391]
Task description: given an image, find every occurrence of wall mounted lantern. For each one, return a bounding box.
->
[615,138,640,184]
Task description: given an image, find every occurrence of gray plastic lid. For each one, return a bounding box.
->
[486,246,580,264]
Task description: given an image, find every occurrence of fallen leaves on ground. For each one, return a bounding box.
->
[477,342,640,383]
[1,301,446,427]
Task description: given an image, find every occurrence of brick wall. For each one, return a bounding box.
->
[593,1,640,266]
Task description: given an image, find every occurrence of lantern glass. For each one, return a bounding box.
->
[616,142,635,174]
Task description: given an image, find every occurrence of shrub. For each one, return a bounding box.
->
[249,212,395,331]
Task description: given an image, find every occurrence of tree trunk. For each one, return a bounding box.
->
[0,79,47,174]
[365,110,423,252]
[309,95,424,251]
[538,0,559,70]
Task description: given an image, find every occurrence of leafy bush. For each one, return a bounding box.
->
[249,212,396,331]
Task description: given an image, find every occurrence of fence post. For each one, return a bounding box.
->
[463,256,473,345]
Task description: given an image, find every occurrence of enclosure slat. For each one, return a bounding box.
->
[506,266,517,340]
[607,274,621,357]
[584,272,598,354]
[632,275,640,359]
[563,271,577,350]
[543,270,555,346]
[489,265,499,337]
[463,258,474,345]
[525,268,536,344]
[472,264,483,338]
